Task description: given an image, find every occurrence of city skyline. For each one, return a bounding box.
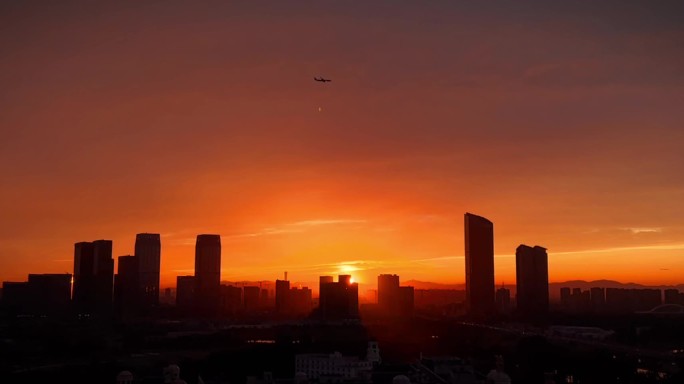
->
[3,214,684,291]
[2,1,683,287]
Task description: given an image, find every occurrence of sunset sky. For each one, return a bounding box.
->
[1,1,683,288]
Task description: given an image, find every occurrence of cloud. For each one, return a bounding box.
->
[553,243,684,256]
[224,227,305,239]
[622,227,662,234]
[288,219,367,227]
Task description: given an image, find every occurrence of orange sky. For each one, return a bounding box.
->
[1,1,683,288]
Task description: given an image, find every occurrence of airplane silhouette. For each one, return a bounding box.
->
[314,77,331,82]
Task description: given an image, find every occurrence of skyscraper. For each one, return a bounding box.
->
[176,275,195,309]
[92,240,114,314]
[377,274,400,311]
[114,255,139,317]
[464,213,495,316]
[275,279,290,315]
[135,233,161,308]
[515,245,549,320]
[319,275,358,320]
[195,234,221,313]
[73,240,113,315]
[73,241,95,313]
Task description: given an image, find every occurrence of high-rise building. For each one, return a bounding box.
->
[92,240,114,314]
[590,287,606,312]
[464,213,495,316]
[194,234,221,313]
[495,285,511,314]
[243,286,261,312]
[114,255,139,317]
[220,284,243,314]
[27,274,72,316]
[378,274,400,310]
[289,286,313,316]
[319,276,334,310]
[135,233,161,308]
[176,276,195,309]
[73,240,113,315]
[319,275,358,319]
[73,241,95,313]
[378,274,414,316]
[515,245,549,320]
[275,279,291,315]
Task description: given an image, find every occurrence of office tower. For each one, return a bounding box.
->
[73,241,95,313]
[1,281,30,314]
[92,240,114,314]
[289,286,313,316]
[378,274,414,316]
[515,245,549,320]
[243,286,261,312]
[220,285,243,314]
[319,276,334,310]
[194,234,221,313]
[73,240,114,314]
[378,274,400,311]
[28,274,72,316]
[590,287,606,312]
[114,255,139,317]
[560,287,571,311]
[276,279,290,315]
[464,213,495,316]
[176,276,195,309]
[319,275,359,319]
[135,233,161,308]
[495,286,511,314]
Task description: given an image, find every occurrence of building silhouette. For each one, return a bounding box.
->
[243,286,261,312]
[289,286,313,316]
[319,275,358,320]
[275,279,290,315]
[464,213,495,316]
[176,275,195,309]
[377,274,414,317]
[73,240,114,315]
[220,284,243,314]
[515,245,549,320]
[495,285,511,314]
[135,233,161,309]
[194,234,221,314]
[2,274,72,316]
[114,255,139,317]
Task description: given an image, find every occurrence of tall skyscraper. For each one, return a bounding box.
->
[319,275,358,320]
[73,240,114,315]
[135,233,161,308]
[195,234,221,313]
[378,274,400,310]
[176,276,195,309]
[275,279,291,315]
[114,255,139,317]
[73,241,95,313]
[92,240,114,314]
[464,213,495,316]
[515,245,549,320]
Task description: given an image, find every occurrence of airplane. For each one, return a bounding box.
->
[314,77,331,82]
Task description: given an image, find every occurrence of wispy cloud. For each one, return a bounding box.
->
[553,243,684,256]
[288,219,367,227]
[223,219,368,240]
[621,227,662,234]
[224,227,305,239]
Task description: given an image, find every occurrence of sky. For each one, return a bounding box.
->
[1,1,683,288]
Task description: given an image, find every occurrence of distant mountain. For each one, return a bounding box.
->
[403,280,465,290]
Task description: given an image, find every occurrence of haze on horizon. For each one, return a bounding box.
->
[1,1,683,287]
